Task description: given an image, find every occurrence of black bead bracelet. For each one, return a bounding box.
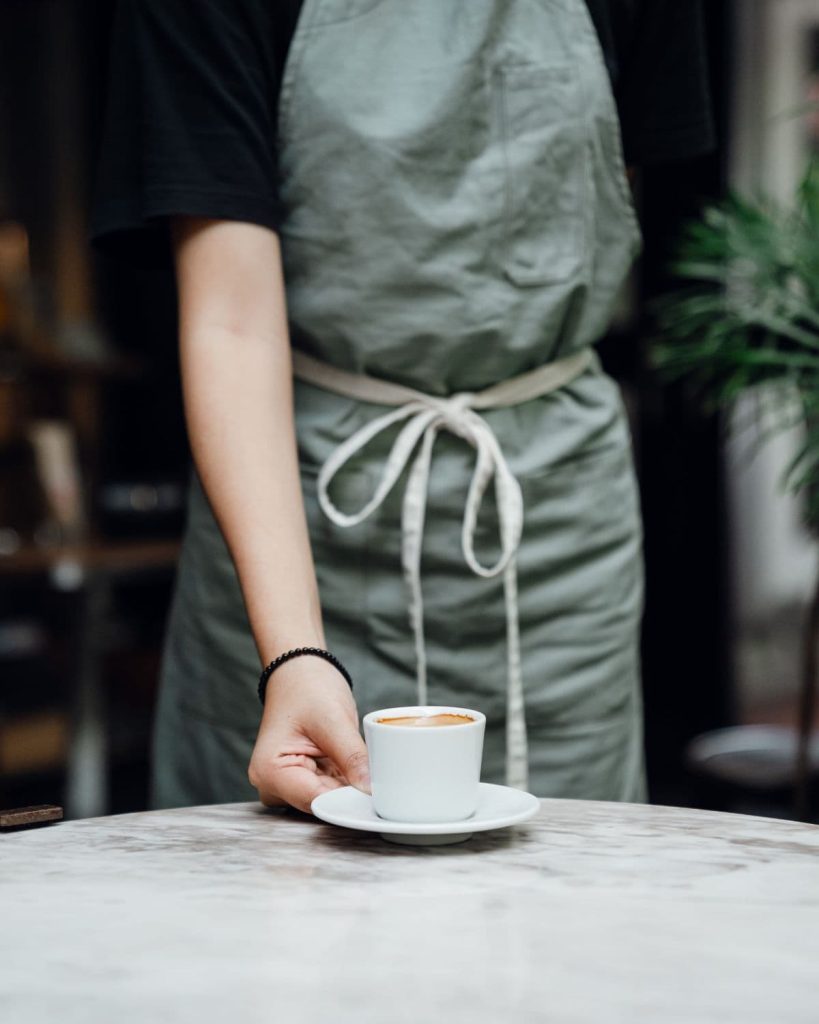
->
[257,646,354,706]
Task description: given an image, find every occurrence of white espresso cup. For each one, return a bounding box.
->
[362,705,486,823]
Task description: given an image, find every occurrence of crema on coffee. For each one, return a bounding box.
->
[377,713,475,727]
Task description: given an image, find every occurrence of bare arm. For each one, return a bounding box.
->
[172,217,370,811]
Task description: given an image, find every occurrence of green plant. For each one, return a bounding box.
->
[653,159,819,820]
[655,159,819,528]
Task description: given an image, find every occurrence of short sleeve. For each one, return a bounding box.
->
[615,0,716,165]
[90,0,298,262]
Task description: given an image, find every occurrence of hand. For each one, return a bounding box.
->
[248,656,371,814]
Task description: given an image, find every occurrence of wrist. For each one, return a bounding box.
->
[258,645,353,709]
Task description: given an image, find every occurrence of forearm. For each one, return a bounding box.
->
[173,218,324,665]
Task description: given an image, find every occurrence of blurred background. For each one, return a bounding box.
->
[1,0,818,823]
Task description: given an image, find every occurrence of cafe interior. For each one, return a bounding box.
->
[2,2,819,1020]
[2,0,817,824]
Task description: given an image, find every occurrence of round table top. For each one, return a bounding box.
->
[3,799,819,1023]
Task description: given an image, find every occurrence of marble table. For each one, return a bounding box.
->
[3,800,819,1023]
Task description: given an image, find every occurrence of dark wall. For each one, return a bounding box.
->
[632,0,734,805]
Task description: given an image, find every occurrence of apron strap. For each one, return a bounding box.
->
[292,347,594,791]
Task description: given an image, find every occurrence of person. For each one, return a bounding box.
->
[91,0,714,814]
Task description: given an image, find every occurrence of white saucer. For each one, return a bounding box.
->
[311,782,540,845]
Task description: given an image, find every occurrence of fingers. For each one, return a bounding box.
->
[257,757,345,815]
[310,716,371,794]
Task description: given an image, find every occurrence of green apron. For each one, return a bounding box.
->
[151,0,646,808]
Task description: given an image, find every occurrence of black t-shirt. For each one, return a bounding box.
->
[90,0,715,257]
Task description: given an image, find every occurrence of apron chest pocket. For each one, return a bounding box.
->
[497,62,589,287]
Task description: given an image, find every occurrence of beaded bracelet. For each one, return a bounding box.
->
[257,646,354,706]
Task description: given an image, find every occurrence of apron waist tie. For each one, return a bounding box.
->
[292,346,596,791]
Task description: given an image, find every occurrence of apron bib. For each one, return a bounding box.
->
[151,0,646,808]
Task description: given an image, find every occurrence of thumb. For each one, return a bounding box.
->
[314,717,371,794]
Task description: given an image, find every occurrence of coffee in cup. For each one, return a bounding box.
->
[363,706,486,823]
